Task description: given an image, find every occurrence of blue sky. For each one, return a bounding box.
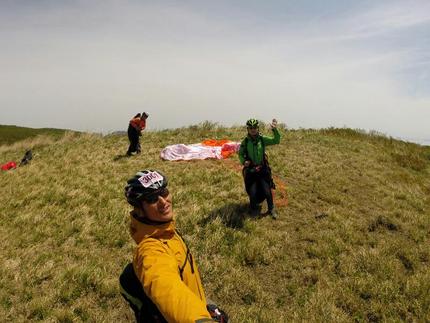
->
[0,0,429,143]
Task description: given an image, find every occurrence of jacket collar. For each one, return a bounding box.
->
[247,133,260,142]
[129,215,176,245]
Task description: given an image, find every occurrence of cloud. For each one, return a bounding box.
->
[0,1,429,141]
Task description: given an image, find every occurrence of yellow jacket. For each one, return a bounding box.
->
[130,216,213,323]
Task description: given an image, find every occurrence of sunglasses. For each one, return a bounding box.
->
[247,126,258,130]
[142,187,170,204]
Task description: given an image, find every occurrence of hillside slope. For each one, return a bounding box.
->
[0,125,73,146]
[1,125,429,322]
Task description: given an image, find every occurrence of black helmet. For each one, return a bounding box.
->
[125,170,168,207]
[246,118,259,128]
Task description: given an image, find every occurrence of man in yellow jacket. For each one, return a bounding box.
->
[120,169,228,323]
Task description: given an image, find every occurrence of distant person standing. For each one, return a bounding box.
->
[239,118,281,219]
[127,112,148,156]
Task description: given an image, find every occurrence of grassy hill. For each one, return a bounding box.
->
[0,124,429,322]
[0,125,73,146]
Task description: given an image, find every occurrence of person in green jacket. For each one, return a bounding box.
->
[239,118,281,219]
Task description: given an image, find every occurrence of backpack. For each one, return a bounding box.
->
[19,150,32,166]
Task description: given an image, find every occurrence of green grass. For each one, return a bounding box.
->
[0,125,73,146]
[1,124,429,322]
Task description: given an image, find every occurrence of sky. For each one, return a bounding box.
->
[0,0,429,144]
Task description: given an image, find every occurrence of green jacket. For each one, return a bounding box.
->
[238,128,280,165]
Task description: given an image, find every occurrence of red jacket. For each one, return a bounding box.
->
[130,117,146,131]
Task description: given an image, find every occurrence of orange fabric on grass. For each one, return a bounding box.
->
[201,139,230,146]
[202,139,239,159]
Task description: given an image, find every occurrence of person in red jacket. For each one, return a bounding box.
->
[127,112,148,156]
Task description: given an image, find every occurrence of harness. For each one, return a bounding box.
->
[242,135,275,189]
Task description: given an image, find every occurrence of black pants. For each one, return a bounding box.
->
[127,126,141,155]
[243,166,274,211]
[119,263,167,323]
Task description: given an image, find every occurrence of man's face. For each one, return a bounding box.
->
[247,126,259,137]
[136,188,173,223]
